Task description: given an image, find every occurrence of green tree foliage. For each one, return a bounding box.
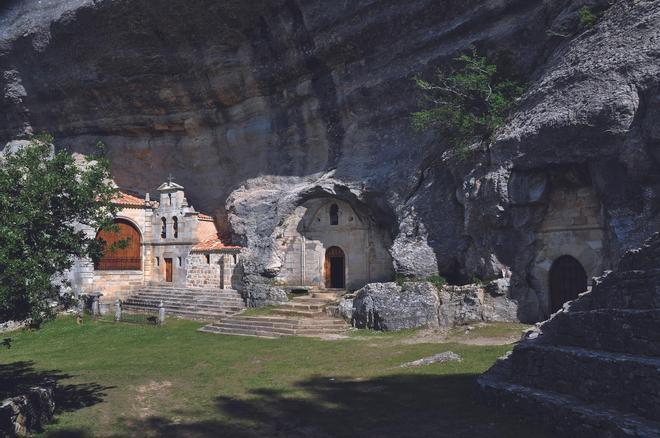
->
[411,48,525,156]
[579,6,598,28]
[0,135,119,326]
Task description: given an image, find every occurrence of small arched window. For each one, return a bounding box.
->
[168,193,172,206]
[161,217,167,239]
[330,204,339,225]
[173,216,178,239]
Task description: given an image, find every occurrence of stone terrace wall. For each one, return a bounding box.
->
[478,233,660,436]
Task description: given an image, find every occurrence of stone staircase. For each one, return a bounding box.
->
[198,290,349,338]
[122,285,246,321]
[478,234,660,437]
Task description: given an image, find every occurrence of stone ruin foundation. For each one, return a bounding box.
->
[479,233,660,436]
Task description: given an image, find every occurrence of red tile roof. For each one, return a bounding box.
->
[191,234,241,252]
[198,213,214,221]
[113,191,146,207]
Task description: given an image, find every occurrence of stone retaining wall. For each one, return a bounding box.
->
[0,382,55,437]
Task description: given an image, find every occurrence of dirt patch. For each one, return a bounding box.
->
[133,381,173,419]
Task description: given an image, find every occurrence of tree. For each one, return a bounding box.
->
[411,48,525,156]
[0,134,119,326]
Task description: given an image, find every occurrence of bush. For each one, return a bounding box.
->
[426,275,447,290]
[394,274,447,290]
[411,48,525,157]
[579,6,598,27]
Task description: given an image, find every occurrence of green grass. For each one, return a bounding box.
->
[0,316,550,437]
[448,322,531,340]
[238,306,279,317]
[346,326,423,338]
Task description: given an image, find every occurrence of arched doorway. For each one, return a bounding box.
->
[95,219,142,270]
[324,246,345,289]
[549,255,587,313]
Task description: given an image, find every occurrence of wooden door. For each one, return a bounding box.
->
[165,258,173,283]
[549,255,587,313]
[324,246,345,289]
[95,219,141,270]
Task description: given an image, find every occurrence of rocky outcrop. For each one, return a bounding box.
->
[438,280,518,327]
[242,283,288,308]
[478,233,660,436]
[349,280,517,331]
[1,0,660,322]
[457,0,660,321]
[0,382,55,437]
[351,282,440,331]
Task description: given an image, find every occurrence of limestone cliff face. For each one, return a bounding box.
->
[2,0,659,321]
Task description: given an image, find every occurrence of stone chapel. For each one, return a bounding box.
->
[68,178,241,301]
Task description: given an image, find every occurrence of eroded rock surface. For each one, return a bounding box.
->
[438,282,519,327]
[352,282,440,331]
[2,0,660,321]
[242,283,288,308]
[349,280,517,331]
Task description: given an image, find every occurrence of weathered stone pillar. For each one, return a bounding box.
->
[89,292,103,316]
[114,300,121,322]
[158,302,165,325]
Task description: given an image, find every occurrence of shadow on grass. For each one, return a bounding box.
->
[119,373,547,438]
[0,361,112,436]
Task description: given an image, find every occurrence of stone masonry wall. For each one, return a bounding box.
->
[185,252,240,289]
[186,253,221,289]
[530,183,606,318]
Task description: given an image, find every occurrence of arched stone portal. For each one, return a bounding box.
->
[324,246,345,288]
[549,255,587,313]
[530,181,606,319]
[277,198,393,291]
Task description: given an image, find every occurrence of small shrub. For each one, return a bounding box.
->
[395,274,447,290]
[411,47,525,157]
[579,6,598,27]
[395,274,409,288]
[426,275,447,290]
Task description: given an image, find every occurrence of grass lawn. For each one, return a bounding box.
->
[0,316,551,437]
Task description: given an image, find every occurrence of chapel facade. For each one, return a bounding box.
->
[275,198,394,291]
[68,179,241,301]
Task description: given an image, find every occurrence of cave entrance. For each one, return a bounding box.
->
[549,255,587,313]
[324,246,345,289]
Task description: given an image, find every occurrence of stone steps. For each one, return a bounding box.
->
[570,268,660,312]
[128,296,245,307]
[541,308,660,356]
[123,306,235,322]
[198,325,282,339]
[197,291,348,338]
[270,308,326,318]
[479,377,660,438]
[124,285,245,322]
[479,234,660,436]
[198,315,348,338]
[506,343,660,420]
[134,290,242,299]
